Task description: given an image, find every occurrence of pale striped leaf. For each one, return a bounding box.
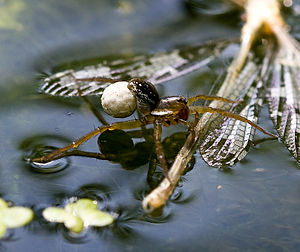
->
[40,39,233,97]
[199,53,268,167]
[266,45,300,160]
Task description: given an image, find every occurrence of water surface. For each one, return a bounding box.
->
[1,0,300,251]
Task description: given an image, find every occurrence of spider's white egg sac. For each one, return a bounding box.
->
[101,81,137,118]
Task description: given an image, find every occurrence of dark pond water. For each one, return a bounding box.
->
[1,0,300,251]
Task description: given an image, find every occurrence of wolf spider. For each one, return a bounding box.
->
[31,77,276,182]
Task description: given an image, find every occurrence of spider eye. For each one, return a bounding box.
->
[177,97,187,104]
[128,78,160,113]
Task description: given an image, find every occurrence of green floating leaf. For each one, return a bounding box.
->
[66,199,114,228]
[0,199,8,209]
[43,198,114,233]
[65,198,97,215]
[0,223,6,238]
[43,207,83,233]
[80,209,114,227]
[0,198,34,238]
[0,207,34,228]
[0,0,25,31]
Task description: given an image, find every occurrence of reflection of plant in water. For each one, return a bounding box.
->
[42,198,114,233]
[0,198,33,238]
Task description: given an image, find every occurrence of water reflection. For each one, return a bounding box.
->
[19,125,198,231]
[98,129,153,170]
[30,156,70,173]
[74,184,112,212]
[184,0,240,17]
[19,135,71,173]
[3,0,299,250]
[20,129,196,189]
[20,128,197,224]
[107,208,138,239]
[61,226,89,244]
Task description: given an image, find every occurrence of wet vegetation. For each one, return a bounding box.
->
[0,0,300,251]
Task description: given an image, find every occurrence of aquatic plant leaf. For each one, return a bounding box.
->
[0,223,6,238]
[78,209,114,227]
[0,0,25,31]
[65,199,114,227]
[43,207,84,233]
[199,53,267,167]
[0,207,34,228]
[43,199,114,233]
[65,198,98,214]
[0,199,8,209]
[266,39,300,160]
[40,39,233,97]
[0,198,34,238]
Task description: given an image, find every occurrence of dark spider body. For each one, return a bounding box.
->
[127,78,160,115]
[128,79,189,126]
[150,97,189,126]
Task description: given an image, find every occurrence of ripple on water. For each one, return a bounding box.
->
[26,146,70,173]
[61,226,90,244]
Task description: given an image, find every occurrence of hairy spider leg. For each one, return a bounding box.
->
[31,119,145,163]
[68,74,115,125]
[76,86,109,125]
[190,106,277,138]
[143,106,277,211]
[147,152,159,187]
[154,120,172,183]
[75,77,122,83]
[39,129,157,162]
[151,100,223,184]
[152,112,200,184]
[187,94,237,106]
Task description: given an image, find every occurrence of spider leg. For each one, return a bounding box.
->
[78,90,109,125]
[75,77,121,83]
[187,94,238,106]
[190,106,277,138]
[177,112,199,143]
[147,152,158,188]
[31,119,146,163]
[138,111,158,187]
[154,120,172,184]
[46,150,109,160]
[142,106,275,212]
[60,75,109,124]
[253,136,277,146]
[190,112,200,141]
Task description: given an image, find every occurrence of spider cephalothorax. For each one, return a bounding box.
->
[150,96,189,126]
[128,79,190,126]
